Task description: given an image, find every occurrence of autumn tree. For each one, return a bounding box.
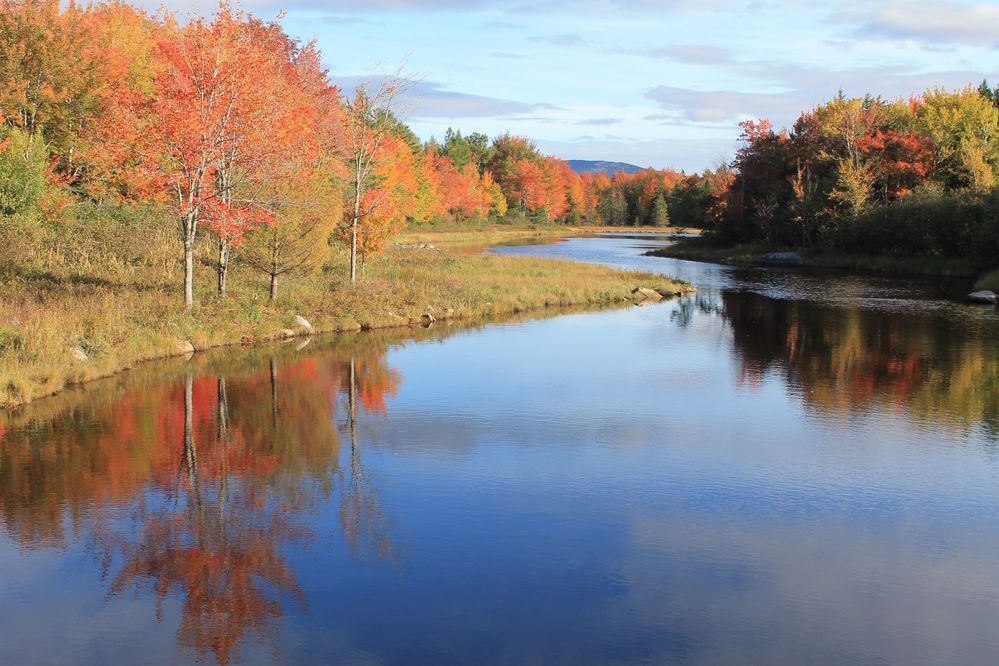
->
[858,128,934,202]
[338,73,410,283]
[104,5,288,308]
[74,2,159,200]
[427,146,491,221]
[243,154,342,300]
[205,16,322,297]
[338,132,419,273]
[0,0,103,178]
[918,86,999,191]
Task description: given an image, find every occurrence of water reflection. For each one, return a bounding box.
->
[0,336,404,664]
[498,234,999,435]
[3,240,999,664]
[722,290,999,436]
[339,354,397,561]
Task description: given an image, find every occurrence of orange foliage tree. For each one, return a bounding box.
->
[338,73,410,283]
[104,4,298,308]
[338,132,419,273]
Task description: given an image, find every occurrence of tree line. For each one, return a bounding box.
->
[712,84,999,264]
[0,0,733,312]
[14,0,988,311]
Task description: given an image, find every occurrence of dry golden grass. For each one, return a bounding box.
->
[396,223,700,251]
[1,236,688,408]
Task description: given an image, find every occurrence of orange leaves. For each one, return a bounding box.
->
[427,147,491,220]
[201,201,277,247]
[738,118,774,145]
[341,132,419,258]
[858,129,935,199]
[509,157,545,212]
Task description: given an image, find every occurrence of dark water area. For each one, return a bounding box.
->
[2,235,999,664]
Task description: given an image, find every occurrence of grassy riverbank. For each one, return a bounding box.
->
[649,237,988,282]
[397,223,700,251]
[1,229,690,408]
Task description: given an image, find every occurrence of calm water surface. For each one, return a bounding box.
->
[2,235,999,664]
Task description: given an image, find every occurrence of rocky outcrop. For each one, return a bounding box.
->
[177,340,195,355]
[760,252,803,266]
[294,315,313,331]
[966,290,998,304]
[632,287,664,301]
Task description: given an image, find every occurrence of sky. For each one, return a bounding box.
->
[158,0,998,171]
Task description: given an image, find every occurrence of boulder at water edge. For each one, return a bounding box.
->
[632,287,664,301]
[760,252,803,266]
[966,290,998,304]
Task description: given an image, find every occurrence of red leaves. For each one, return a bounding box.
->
[738,118,775,145]
[859,129,935,199]
[427,149,492,220]
[38,159,71,221]
[201,201,276,247]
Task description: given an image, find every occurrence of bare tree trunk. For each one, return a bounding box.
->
[350,214,359,284]
[184,239,195,310]
[739,169,747,222]
[268,252,279,300]
[351,159,362,284]
[217,238,229,296]
[182,205,198,310]
[216,161,233,297]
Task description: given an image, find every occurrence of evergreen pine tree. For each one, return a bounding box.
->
[652,193,670,227]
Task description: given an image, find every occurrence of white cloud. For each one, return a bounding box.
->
[334,77,560,119]
[844,1,999,45]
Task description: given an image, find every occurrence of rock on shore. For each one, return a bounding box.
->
[760,252,803,266]
[966,290,998,304]
[632,287,664,301]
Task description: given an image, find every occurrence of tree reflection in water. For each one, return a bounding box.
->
[339,353,400,562]
[0,340,403,664]
[722,290,999,436]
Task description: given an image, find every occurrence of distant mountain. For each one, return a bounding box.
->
[566,159,646,176]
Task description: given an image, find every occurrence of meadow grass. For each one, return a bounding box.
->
[396,223,699,251]
[1,234,689,408]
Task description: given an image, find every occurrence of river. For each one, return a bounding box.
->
[1,234,998,664]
